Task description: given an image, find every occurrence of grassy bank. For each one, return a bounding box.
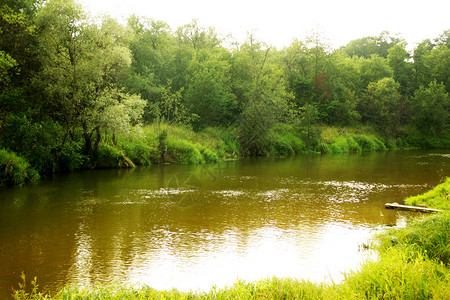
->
[405,177,450,210]
[119,123,389,163]
[13,180,450,299]
[2,123,395,186]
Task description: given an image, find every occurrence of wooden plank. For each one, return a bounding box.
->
[385,202,443,213]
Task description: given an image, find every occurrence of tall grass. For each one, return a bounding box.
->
[95,144,135,168]
[0,149,39,186]
[405,177,450,210]
[342,246,450,299]
[320,127,386,153]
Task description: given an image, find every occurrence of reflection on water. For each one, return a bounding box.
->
[0,150,448,297]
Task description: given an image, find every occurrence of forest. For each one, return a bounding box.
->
[1,0,449,185]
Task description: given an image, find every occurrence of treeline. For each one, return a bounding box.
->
[0,0,449,184]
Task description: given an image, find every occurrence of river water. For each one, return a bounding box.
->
[0,150,448,297]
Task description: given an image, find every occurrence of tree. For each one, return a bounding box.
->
[359,77,403,136]
[236,38,292,154]
[35,0,145,161]
[356,55,394,89]
[413,34,450,94]
[184,48,237,129]
[176,19,221,50]
[412,81,449,138]
[157,81,190,125]
[297,103,320,149]
[343,31,402,59]
[387,44,414,95]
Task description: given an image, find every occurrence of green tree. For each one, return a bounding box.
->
[35,0,145,161]
[237,38,292,154]
[184,48,237,129]
[157,81,190,125]
[387,44,414,95]
[297,103,320,149]
[343,31,402,59]
[176,19,221,50]
[356,55,394,89]
[359,77,403,136]
[412,81,449,138]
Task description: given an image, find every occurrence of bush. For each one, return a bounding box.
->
[166,138,204,164]
[95,144,135,168]
[263,123,307,156]
[120,141,158,166]
[352,134,386,151]
[56,142,87,172]
[328,135,361,153]
[0,149,39,186]
[196,144,219,163]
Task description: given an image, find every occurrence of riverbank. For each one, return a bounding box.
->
[1,123,422,187]
[12,178,450,299]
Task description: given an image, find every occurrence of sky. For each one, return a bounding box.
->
[77,0,449,49]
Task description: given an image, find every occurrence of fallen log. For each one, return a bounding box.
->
[385,202,443,213]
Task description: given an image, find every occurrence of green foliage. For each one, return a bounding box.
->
[0,0,449,184]
[297,104,321,149]
[387,44,414,95]
[185,48,238,129]
[95,144,134,168]
[405,177,450,210]
[319,127,386,153]
[0,149,39,186]
[342,247,450,299]
[165,138,204,164]
[267,123,306,156]
[351,134,386,151]
[119,140,157,166]
[12,272,46,300]
[378,212,450,266]
[342,31,403,59]
[412,81,449,139]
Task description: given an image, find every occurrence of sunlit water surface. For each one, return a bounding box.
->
[0,150,448,297]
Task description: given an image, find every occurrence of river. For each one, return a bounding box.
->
[0,150,448,297]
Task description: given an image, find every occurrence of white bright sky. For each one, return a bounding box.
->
[78,0,449,49]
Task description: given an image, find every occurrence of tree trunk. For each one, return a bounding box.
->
[83,123,94,162]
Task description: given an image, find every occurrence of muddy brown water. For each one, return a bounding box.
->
[0,150,448,297]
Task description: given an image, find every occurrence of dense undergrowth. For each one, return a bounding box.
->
[12,179,450,299]
[2,122,430,187]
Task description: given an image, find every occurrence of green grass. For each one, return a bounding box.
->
[0,149,39,186]
[138,123,237,164]
[320,127,386,154]
[95,143,135,168]
[405,177,450,210]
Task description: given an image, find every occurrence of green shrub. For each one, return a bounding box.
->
[95,144,135,168]
[166,138,204,164]
[264,123,307,156]
[218,127,242,158]
[352,134,386,151]
[120,141,158,166]
[196,144,219,163]
[0,149,39,186]
[327,135,361,153]
[57,142,87,172]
